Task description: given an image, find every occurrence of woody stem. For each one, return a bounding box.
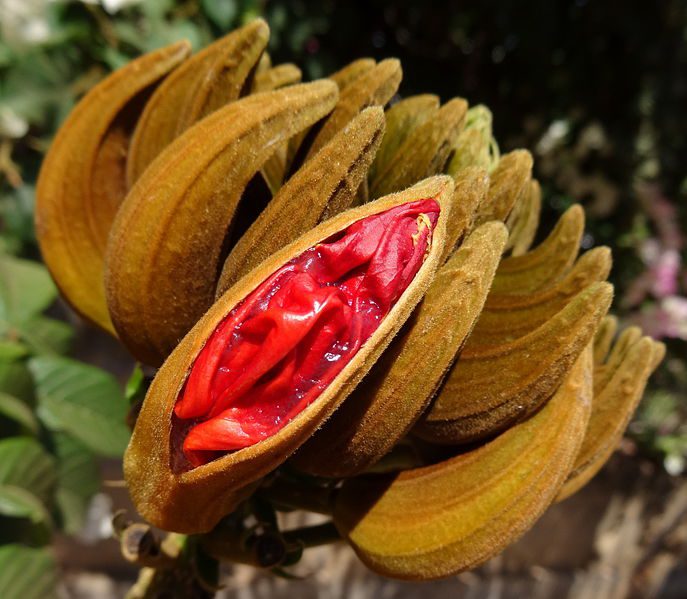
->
[258,478,337,515]
[282,521,341,548]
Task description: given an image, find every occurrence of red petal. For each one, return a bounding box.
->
[175,199,440,465]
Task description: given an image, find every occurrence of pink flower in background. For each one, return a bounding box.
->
[628,238,686,340]
[635,296,687,341]
[636,183,683,253]
[624,239,682,307]
[625,183,686,341]
[642,240,681,297]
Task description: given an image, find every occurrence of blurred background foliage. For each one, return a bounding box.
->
[0,0,685,518]
[0,248,130,596]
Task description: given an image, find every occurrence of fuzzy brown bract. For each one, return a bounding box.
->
[34,19,663,582]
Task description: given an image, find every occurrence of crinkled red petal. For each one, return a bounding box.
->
[174,199,440,467]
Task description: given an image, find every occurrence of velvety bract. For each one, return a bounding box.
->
[174,199,440,466]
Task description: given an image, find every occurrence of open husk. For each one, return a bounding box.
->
[124,176,454,533]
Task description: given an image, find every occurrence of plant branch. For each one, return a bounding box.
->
[282,521,341,548]
[258,477,337,515]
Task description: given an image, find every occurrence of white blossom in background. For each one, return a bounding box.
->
[0,106,29,139]
[635,295,687,341]
[661,296,687,340]
[0,0,52,46]
[80,0,143,15]
[0,0,144,47]
[664,453,685,477]
[78,492,114,543]
[536,119,570,155]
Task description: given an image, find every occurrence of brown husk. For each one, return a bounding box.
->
[126,19,269,184]
[334,346,593,580]
[123,176,455,533]
[35,40,191,334]
[415,282,612,444]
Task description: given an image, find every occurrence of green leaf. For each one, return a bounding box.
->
[0,44,12,68]
[0,252,73,354]
[125,363,146,406]
[0,253,56,328]
[202,0,238,30]
[52,433,100,535]
[139,0,177,20]
[0,48,76,131]
[0,341,29,361]
[0,392,39,434]
[0,185,36,253]
[147,21,209,53]
[111,22,147,52]
[0,485,51,527]
[29,356,130,457]
[53,488,86,536]
[17,316,74,355]
[0,544,59,599]
[99,46,131,71]
[0,438,57,504]
[0,359,35,404]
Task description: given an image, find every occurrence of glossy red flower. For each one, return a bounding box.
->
[174,199,440,466]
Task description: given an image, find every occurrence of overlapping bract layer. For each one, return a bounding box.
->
[334,348,594,580]
[34,20,663,580]
[557,326,664,501]
[35,40,192,333]
[216,107,386,294]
